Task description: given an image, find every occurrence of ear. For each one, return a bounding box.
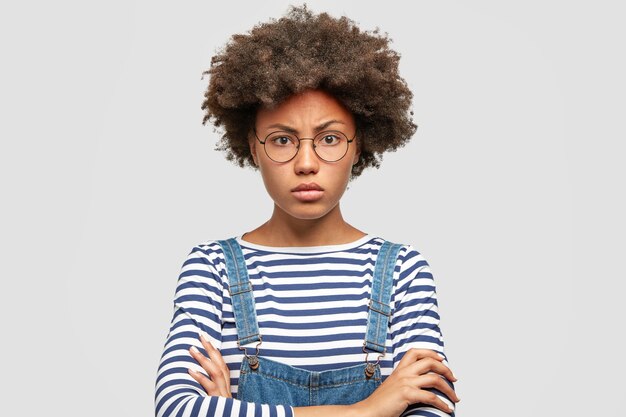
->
[248,134,259,166]
[352,137,361,166]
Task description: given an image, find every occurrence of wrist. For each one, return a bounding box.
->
[294,403,369,417]
[348,400,370,417]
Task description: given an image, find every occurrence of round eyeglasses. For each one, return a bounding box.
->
[253,128,357,163]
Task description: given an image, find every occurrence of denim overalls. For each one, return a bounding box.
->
[216,237,403,407]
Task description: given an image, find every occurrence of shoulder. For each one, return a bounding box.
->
[186,239,228,266]
[376,239,430,273]
[381,240,435,295]
[395,243,431,274]
[175,239,232,289]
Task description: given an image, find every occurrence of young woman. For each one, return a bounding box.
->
[155,5,460,417]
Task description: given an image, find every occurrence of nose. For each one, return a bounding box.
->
[293,138,319,174]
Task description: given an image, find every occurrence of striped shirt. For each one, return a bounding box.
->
[155,234,455,417]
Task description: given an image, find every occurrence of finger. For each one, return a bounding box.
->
[189,346,230,396]
[188,368,221,396]
[400,349,444,367]
[199,332,231,386]
[198,334,231,396]
[406,357,457,382]
[415,373,460,403]
[189,346,228,396]
[397,348,444,369]
[409,389,454,414]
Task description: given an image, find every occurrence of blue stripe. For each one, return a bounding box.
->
[394,308,441,323]
[395,296,439,312]
[238,400,248,417]
[207,396,218,415]
[174,396,193,417]
[396,284,436,295]
[254,291,369,304]
[247,255,375,267]
[167,320,221,342]
[219,345,365,359]
[242,346,367,358]
[155,375,203,398]
[177,282,223,299]
[223,398,234,416]
[175,307,221,323]
[258,332,366,344]
[403,407,451,417]
[179,268,219,280]
[393,334,445,350]
[254,306,366,317]
[391,322,441,339]
[190,397,202,416]
[156,388,184,415]
[249,269,371,279]
[258,318,367,330]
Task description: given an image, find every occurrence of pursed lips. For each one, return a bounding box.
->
[291,182,325,201]
[291,182,324,192]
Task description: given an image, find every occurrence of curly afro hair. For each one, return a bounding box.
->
[201,4,417,179]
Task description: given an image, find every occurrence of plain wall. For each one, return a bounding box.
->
[1,1,624,416]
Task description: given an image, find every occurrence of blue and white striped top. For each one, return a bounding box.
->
[155,234,454,417]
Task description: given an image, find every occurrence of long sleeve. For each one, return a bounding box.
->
[391,245,456,417]
[154,246,294,417]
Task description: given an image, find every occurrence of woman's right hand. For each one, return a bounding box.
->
[187,332,232,398]
[353,349,460,417]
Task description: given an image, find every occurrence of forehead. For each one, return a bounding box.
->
[256,89,354,131]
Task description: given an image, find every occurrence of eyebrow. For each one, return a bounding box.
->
[264,120,345,134]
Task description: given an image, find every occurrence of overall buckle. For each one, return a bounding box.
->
[362,345,385,379]
[238,338,262,370]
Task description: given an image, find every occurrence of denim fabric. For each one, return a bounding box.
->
[238,356,382,406]
[217,238,403,406]
[364,241,403,353]
[217,239,261,346]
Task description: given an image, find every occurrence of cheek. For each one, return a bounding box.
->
[337,158,356,178]
[326,164,354,195]
[259,166,289,196]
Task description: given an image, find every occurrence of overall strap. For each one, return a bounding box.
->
[216,238,261,347]
[364,240,404,354]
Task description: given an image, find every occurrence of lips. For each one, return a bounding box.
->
[291,182,324,202]
[291,182,324,192]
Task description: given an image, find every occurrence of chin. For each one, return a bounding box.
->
[280,202,336,220]
[288,208,330,220]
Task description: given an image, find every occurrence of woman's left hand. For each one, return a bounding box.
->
[188,332,232,397]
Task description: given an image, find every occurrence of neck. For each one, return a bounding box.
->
[246,202,365,247]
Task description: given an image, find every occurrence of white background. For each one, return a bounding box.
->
[1,1,624,416]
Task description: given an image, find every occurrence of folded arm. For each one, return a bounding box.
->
[390,246,459,416]
[154,246,294,417]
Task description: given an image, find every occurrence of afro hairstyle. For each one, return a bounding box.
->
[201,4,417,178]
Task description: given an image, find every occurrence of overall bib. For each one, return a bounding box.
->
[216,238,403,407]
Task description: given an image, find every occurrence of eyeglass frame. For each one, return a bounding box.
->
[252,127,358,163]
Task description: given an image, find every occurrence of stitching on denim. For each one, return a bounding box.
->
[375,244,392,350]
[240,369,311,388]
[240,369,382,388]
[226,239,251,341]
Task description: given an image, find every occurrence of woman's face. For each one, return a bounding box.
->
[249,89,361,221]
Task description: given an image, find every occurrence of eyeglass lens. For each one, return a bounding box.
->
[264,131,350,162]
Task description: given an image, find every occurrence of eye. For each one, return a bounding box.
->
[272,136,291,145]
[267,134,296,146]
[318,133,341,145]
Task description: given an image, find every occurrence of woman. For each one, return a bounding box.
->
[155,5,460,417]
